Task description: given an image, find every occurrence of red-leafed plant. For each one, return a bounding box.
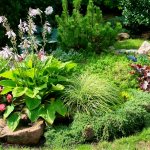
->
[130,64,150,91]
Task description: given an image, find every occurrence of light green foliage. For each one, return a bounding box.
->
[56,0,121,53]
[0,54,76,130]
[63,72,122,115]
[80,54,137,90]
[114,39,144,50]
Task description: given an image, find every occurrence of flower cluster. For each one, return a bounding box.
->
[130,64,150,91]
[0,6,53,59]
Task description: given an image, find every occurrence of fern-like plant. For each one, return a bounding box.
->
[63,72,122,115]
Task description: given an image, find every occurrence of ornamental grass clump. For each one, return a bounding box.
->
[0,6,76,131]
[63,72,122,115]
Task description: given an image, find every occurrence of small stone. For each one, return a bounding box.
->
[117,33,130,41]
[82,125,95,141]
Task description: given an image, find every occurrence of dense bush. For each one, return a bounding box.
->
[45,90,150,148]
[121,0,150,32]
[56,0,121,53]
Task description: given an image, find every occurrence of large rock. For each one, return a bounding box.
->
[0,119,45,145]
[138,41,150,54]
[117,33,130,41]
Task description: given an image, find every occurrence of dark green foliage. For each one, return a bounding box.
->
[121,0,150,32]
[45,90,150,148]
[0,0,62,46]
[56,0,121,53]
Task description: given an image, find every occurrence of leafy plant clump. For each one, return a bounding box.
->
[0,7,76,131]
[63,72,122,115]
[56,0,121,53]
[130,64,150,92]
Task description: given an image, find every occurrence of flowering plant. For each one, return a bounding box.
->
[0,6,76,131]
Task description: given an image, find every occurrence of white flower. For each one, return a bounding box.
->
[0,16,3,23]
[18,19,29,33]
[44,6,53,15]
[18,39,31,49]
[0,46,13,59]
[5,30,16,39]
[38,51,47,62]
[44,21,51,34]
[29,8,42,17]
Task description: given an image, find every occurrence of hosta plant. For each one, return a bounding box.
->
[0,7,76,131]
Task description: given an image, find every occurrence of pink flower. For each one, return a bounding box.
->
[6,94,13,103]
[0,104,6,112]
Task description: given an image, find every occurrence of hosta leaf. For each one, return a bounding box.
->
[53,99,67,116]
[39,104,55,124]
[0,80,16,87]
[1,87,13,95]
[3,105,14,119]
[0,70,15,80]
[51,84,64,91]
[25,88,39,98]
[7,112,20,131]
[25,97,41,110]
[12,87,28,97]
[26,107,39,122]
[25,68,35,79]
[26,58,32,68]
[46,104,56,124]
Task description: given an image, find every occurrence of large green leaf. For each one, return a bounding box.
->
[51,84,64,91]
[12,87,28,97]
[53,99,67,116]
[25,88,39,98]
[26,58,33,68]
[0,80,16,87]
[0,70,15,80]
[25,97,41,110]
[7,112,20,131]
[1,87,13,95]
[45,104,56,124]
[3,105,14,119]
[64,61,77,71]
[26,107,39,122]
[25,68,35,79]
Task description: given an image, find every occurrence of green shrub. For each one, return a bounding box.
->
[45,90,150,148]
[56,0,121,53]
[121,0,150,32]
[63,72,122,115]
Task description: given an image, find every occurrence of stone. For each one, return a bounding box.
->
[82,125,95,141]
[0,119,45,145]
[141,31,150,39]
[138,41,150,54]
[117,33,130,41]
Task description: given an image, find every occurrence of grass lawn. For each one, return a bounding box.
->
[113,39,145,49]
